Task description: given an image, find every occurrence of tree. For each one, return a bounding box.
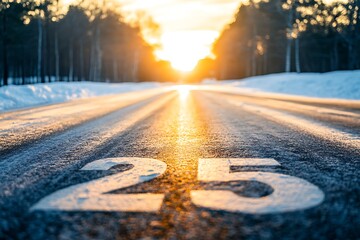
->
[0,0,174,86]
[0,1,9,86]
[213,0,360,80]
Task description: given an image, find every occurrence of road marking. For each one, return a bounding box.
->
[31,157,324,214]
[191,158,324,214]
[31,158,167,212]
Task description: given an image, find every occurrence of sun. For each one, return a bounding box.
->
[170,52,199,72]
[155,31,218,72]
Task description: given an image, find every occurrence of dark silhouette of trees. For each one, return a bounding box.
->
[0,0,175,86]
[213,0,360,80]
[3,1,357,85]
[186,58,215,83]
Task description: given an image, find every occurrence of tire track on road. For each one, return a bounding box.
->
[0,88,171,153]
[0,92,176,238]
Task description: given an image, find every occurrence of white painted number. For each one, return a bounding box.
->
[31,157,324,214]
[31,158,167,212]
[191,158,324,214]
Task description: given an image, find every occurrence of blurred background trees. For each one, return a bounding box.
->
[213,0,360,80]
[1,0,359,86]
[0,0,177,86]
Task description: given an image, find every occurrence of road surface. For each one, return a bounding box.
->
[0,86,359,240]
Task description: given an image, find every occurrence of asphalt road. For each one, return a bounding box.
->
[0,86,359,240]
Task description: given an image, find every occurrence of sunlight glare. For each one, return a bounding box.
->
[176,85,192,101]
[156,31,218,72]
[62,0,242,72]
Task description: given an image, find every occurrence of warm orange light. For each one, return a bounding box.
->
[176,85,192,100]
[155,31,218,72]
[62,1,241,72]
[120,0,241,71]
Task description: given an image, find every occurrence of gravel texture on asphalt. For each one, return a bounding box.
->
[0,90,359,240]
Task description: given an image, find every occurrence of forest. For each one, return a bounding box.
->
[211,0,360,80]
[0,0,178,86]
[1,0,360,86]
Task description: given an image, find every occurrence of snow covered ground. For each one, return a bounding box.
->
[206,70,360,100]
[0,82,163,112]
[1,70,359,112]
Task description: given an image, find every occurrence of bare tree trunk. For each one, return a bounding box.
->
[54,0,60,82]
[131,50,139,82]
[355,1,360,69]
[89,40,95,81]
[263,50,268,73]
[37,18,43,83]
[285,7,294,73]
[251,51,256,75]
[295,37,301,73]
[331,37,339,71]
[79,39,84,81]
[113,56,118,82]
[68,41,73,82]
[348,42,356,70]
[44,18,50,83]
[89,24,102,82]
[21,44,25,85]
[94,24,102,81]
[220,58,227,80]
[285,37,293,72]
[55,31,60,82]
[2,8,8,86]
[251,5,257,76]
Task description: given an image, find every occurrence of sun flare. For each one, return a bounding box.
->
[176,85,192,100]
[155,31,219,72]
[61,0,241,73]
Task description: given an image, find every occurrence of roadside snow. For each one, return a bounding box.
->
[205,70,360,100]
[2,70,359,112]
[0,82,163,112]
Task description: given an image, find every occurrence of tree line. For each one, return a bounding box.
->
[0,0,178,87]
[212,0,360,80]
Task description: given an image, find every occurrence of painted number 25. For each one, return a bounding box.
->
[31,158,324,214]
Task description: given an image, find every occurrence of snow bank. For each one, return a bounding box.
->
[206,70,360,100]
[2,70,359,112]
[0,82,163,112]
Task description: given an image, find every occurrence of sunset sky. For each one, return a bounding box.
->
[120,0,243,71]
[61,0,342,71]
[61,0,242,71]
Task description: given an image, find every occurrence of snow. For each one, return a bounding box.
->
[1,70,360,112]
[0,82,163,112]
[204,70,360,100]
